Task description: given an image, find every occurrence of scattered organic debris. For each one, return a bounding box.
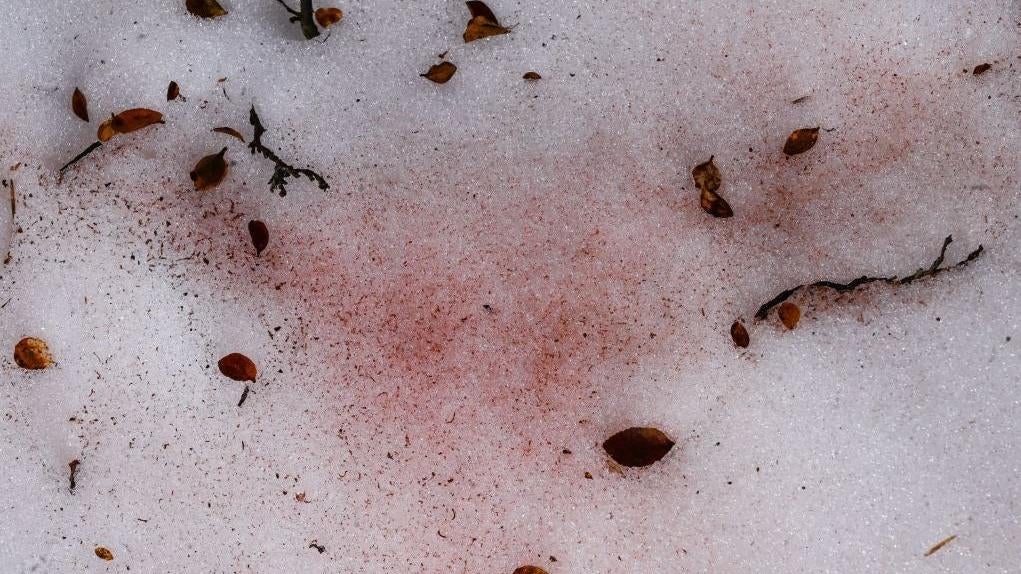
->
[314,7,343,28]
[68,459,81,494]
[782,127,819,156]
[248,220,269,255]
[692,156,733,218]
[94,546,114,561]
[602,427,675,467]
[167,81,181,101]
[730,320,750,348]
[237,384,251,407]
[523,71,541,80]
[218,352,257,382]
[754,236,984,320]
[275,0,320,39]
[777,301,801,329]
[190,147,228,191]
[186,0,227,18]
[58,141,102,175]
[212,126,245,142]
[72,88,89,122]
[463,1,510,43]
[309,541,326,553]
[924,534,957,557]
[14,337,53,369]
[972,63,991,75]
[422,62,457,84]
[248,106,329,197]
[791,94,811,104]
[513,567,549,574]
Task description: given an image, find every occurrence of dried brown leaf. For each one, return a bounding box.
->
[248,220,269,256]
[700,188,733,218]
[72,88,89,122]
[94,547,114,561]
[111,108,164,135]
[167,81,180,101]
[513,567,549,574]
[783,127,819,156]
[972,63,991,75]
[314,7,343,28]
[466,0,498,21]
[730,321,750,348]
[778,301,801,329]
[14,337,53,370]
[212,126,246,142]
[523,71,541,80]
[97,118,116,142]
[463,1,509,43]
[190,147,228,191]
[692,156,732,218]
[421,62,457,84]
[186,0,227,18]
[602,427,675,467]
[218,352,257,383]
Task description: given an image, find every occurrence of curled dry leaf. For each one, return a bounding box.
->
[112,108,164,134]
[167,81,180,101]
[783,127,820,156]
[218,352,257,383]
[730,321,750,348]
[248,220,269,256]
[513,567,549,574]
[186,0,227,18]
[421,62,457,84]
[778,301,801,329]
[464,0,510,43]
[972,63,991,75]
[97,119,116,142]
[190,147,228,191]
[94,546,114,561]
[523,71,541,80]
[602,427,675,467]
[314,7,343,28]
[72,87,89,122]
[692,156,733,218]
[212,126,245,142]
[14,337,53,370]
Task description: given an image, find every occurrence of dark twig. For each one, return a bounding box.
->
[248,106,329,197]
[237,384,250,407]
[754,236,984,319]
[275,0,320,39]
[58,141,103,175]
[68,459,81,494]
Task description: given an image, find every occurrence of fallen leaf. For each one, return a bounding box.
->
[421,62,457,84]
[186,0,227,18]
[72,88,89,122]
[97,118,116,142]
[463,1,510,43]
[972,63,991,75]
[218,353,257,382]
[94,546,114,561]
[692,156,733,218]
[190,147,228,191]
[248,220,269,256]
[924,534,957,557]
[783,127,819,156]
[778,301,801,329]
[730,321,750,348]
[523,71,541,80]
[167,81,180,101]
[314,7,343,28]
[513,567,549,574]
[110,108,164,135]
[14,337,53,370]
[602,427,675,467]
[212,126,245,142]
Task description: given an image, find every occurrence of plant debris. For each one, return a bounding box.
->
[523,71,541,80]
[248,106,329,197]
[167,81,181,101]
[783,127,819,156]
[72,87,89,122]
[421,62,457,84]
[186,0,227,18]
[58,141,103,175]
[248,220,269,255]
[14,337,53,369]
[275,0,320,39]
[314,7,343,28]
[237,384,250,407]
[730,321,750,348]
[309,541,326,553]
[212,126,245,142]
[463,1,510,43]
[218,352,257,383]
[513,567,549,574]
[692,156,733,218]
[68,459,81,494]
[190,147,228,191]
[777,301,801,329]
[602,427,675,467]
[94,546,114,561]
[972,63,991,75]
[924,534,957,557]
[754,236,984,320]
[791,94,811,104]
